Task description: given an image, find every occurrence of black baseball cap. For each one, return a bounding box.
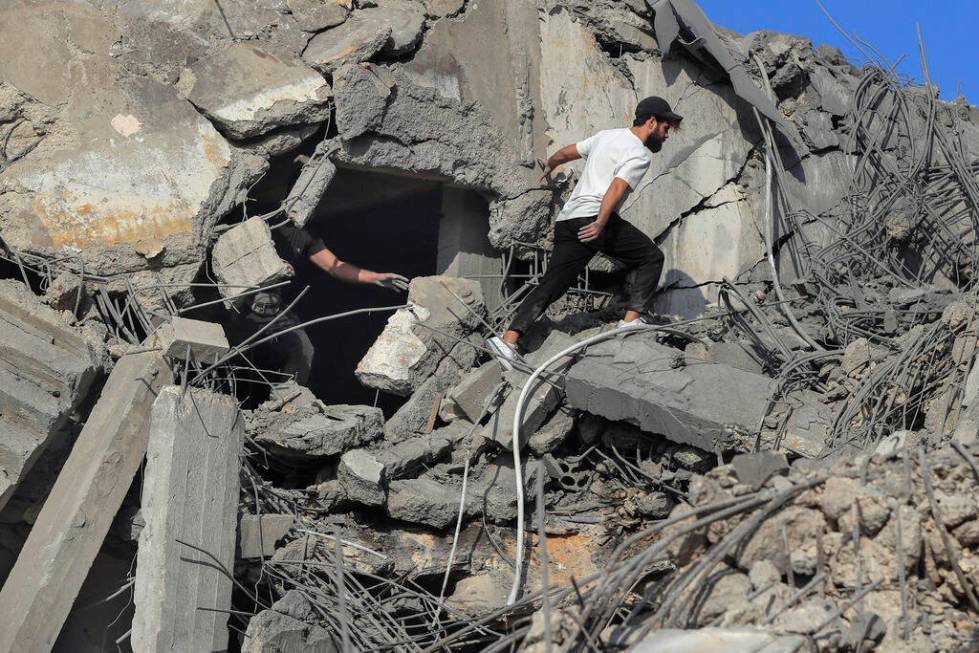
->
[634,96,683,125]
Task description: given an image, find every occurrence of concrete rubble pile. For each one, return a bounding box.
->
[0,0,978,652]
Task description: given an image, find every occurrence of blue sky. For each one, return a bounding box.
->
[696,0,976,102]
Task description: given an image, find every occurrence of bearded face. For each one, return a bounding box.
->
[645,133,664,153]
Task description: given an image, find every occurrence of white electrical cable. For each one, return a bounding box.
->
[505,325,658,605]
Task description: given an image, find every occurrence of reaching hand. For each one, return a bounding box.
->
[372,272,410,292]
[577,220,605,243]
[537,158,555,185]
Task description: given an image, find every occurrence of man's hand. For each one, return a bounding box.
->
[578,220,605,243]
[537,159,555,185]
[371,272,410,292]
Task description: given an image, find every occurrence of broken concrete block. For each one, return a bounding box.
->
[375,427,458,479]
[0,279,107,512]
[302,1,423,72]
[178,43,332,139]
[285,140,338,226]
[387,478,462,529]
[778,390,833,457]
[564,333,775,453]
[250,402,384,458]
[372,0,426,55]
[338,449,387,506]
[0,352,171,653]
[445,572,509,616]
[211,217,294,302]
[384,336,480,441]
[483,331,577,451]
[151,316,230,364]
[440,360,503,423]
[303,13,392,73]
[239,514,295,559]
[732,451,789,490]
[287,0,349,32]
[242,591,336,653]
[527,405,575,455]
[133,387,244,653]
[357,276,485,397]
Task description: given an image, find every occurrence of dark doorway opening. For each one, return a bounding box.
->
[294,167,443,413]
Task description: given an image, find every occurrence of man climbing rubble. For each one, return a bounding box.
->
[226,222,408,388]
[487,96,680,364]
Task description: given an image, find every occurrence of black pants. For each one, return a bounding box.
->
[508,214,665,335]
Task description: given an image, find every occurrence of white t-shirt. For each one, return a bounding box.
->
[556,128,652,222]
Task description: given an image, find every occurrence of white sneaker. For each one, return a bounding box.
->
[487,336,521,371]
[617,318,649,332]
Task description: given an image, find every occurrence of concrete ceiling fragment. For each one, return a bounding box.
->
[647,0,802,144]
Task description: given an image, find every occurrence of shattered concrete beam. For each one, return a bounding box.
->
[0,279,107,512]
[133,387,244,653]
[0,352,171,653]
[564,333,774,452]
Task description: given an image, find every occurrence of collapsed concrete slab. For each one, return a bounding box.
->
[0,352,171,653]
[0,280,108,512]
[178,43,332,140]
[356,276,485,397]
[564,333,775,452]
[211,217,294,302]
[249,401,384,458]
[132,387,243,652]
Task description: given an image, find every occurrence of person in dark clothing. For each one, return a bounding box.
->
[228,222,407,386]
[487,97,682,363]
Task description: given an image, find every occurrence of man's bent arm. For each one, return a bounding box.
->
[596,178,632,225]
[308,248,382,285]
[546,144,581,169]
[578,177,632,243]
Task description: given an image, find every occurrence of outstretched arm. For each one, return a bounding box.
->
[539,144,582,183]
[308,248,408,291]
[577,177,631,243]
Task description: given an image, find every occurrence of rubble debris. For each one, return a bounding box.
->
[239,514,295,559]
[0,352,171,652]
[177,43,333,140]
[242,590,336,653]
[338,449,387,506]
[439,360,503,423]
[1,0,979,650]
[356,276,485,396]
[150,316,230,364]
[302,13,393,74]
[211,217,294,302]
[732,451,789,490]
[565,333,774,453]
[132,387,244,652]
[249,401,384,458]
[483,331,576,450]
[0,279,107,511]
